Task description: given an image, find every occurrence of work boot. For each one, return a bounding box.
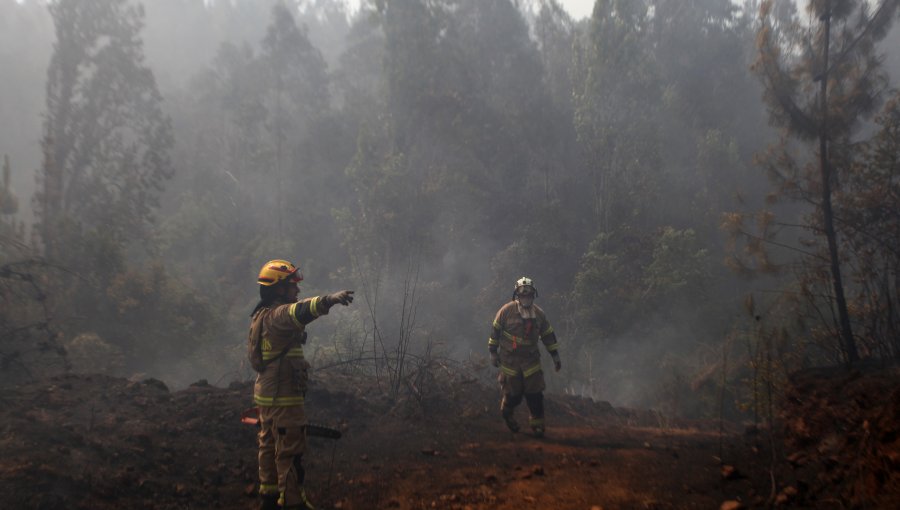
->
[258,494,279,510]
[502,412,520,433]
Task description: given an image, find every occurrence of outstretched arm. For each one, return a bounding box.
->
[289,290,354,325]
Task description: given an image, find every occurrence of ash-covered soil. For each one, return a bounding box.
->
[1,366,897,509]
[779,365,900,509]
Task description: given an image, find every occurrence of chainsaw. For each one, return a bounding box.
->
[240,407,342,439]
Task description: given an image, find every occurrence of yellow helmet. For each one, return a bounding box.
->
[257,259,303,286]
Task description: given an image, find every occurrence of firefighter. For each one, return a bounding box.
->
[251,259,353,510]
[488,276,561,437]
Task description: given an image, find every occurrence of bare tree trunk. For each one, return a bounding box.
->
[818,7,858,364]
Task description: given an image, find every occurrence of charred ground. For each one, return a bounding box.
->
[0,366,898,510]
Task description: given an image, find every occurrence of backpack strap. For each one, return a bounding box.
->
[251,305,297,372]
[263,343,293,369]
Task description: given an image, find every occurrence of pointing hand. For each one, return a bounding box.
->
[327,290,354,306]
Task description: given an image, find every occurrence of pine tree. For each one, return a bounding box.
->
[752,0,899,363]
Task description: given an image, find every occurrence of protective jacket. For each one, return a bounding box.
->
[488,301,559,378]
[252,296,332,412]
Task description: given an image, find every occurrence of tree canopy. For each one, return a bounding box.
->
[1,0,899,414]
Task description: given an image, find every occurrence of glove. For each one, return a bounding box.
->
[490,352,500,368]
[552,354,561,372]
[326,290,354,306]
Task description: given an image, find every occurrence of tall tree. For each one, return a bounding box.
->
[753,0,899,363]
[534,0,579,197]
[261,2,329,231]
[155,3,334,295]
[36,0,174,260]
[573,0,661,232]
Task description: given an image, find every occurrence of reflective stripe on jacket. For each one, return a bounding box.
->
[253,296,330,408]
[488,301,559,372]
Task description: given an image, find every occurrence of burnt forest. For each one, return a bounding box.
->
[1,1,900,509]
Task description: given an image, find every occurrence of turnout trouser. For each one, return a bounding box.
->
[498,365,546,428]
[258,405,308,507]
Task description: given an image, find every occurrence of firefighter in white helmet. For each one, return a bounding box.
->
[488,277,561,437]
[250,259,353,510]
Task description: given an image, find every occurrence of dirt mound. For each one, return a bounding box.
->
[0,374,258,509]
[780,365,900,508]
[0,370,763,509]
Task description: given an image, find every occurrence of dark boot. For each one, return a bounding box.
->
[502,410,520,432]
[500,393,522,432]
[284,456,315,509]
[525,393,545,437]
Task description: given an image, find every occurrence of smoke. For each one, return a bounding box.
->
[4,0,897,418]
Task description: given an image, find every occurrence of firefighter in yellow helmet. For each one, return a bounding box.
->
[251,259,353,510]
[488,277,561,437]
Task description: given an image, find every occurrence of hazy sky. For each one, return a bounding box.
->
[557,0,593,19]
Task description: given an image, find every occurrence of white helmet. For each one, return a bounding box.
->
[513,276,537,297]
